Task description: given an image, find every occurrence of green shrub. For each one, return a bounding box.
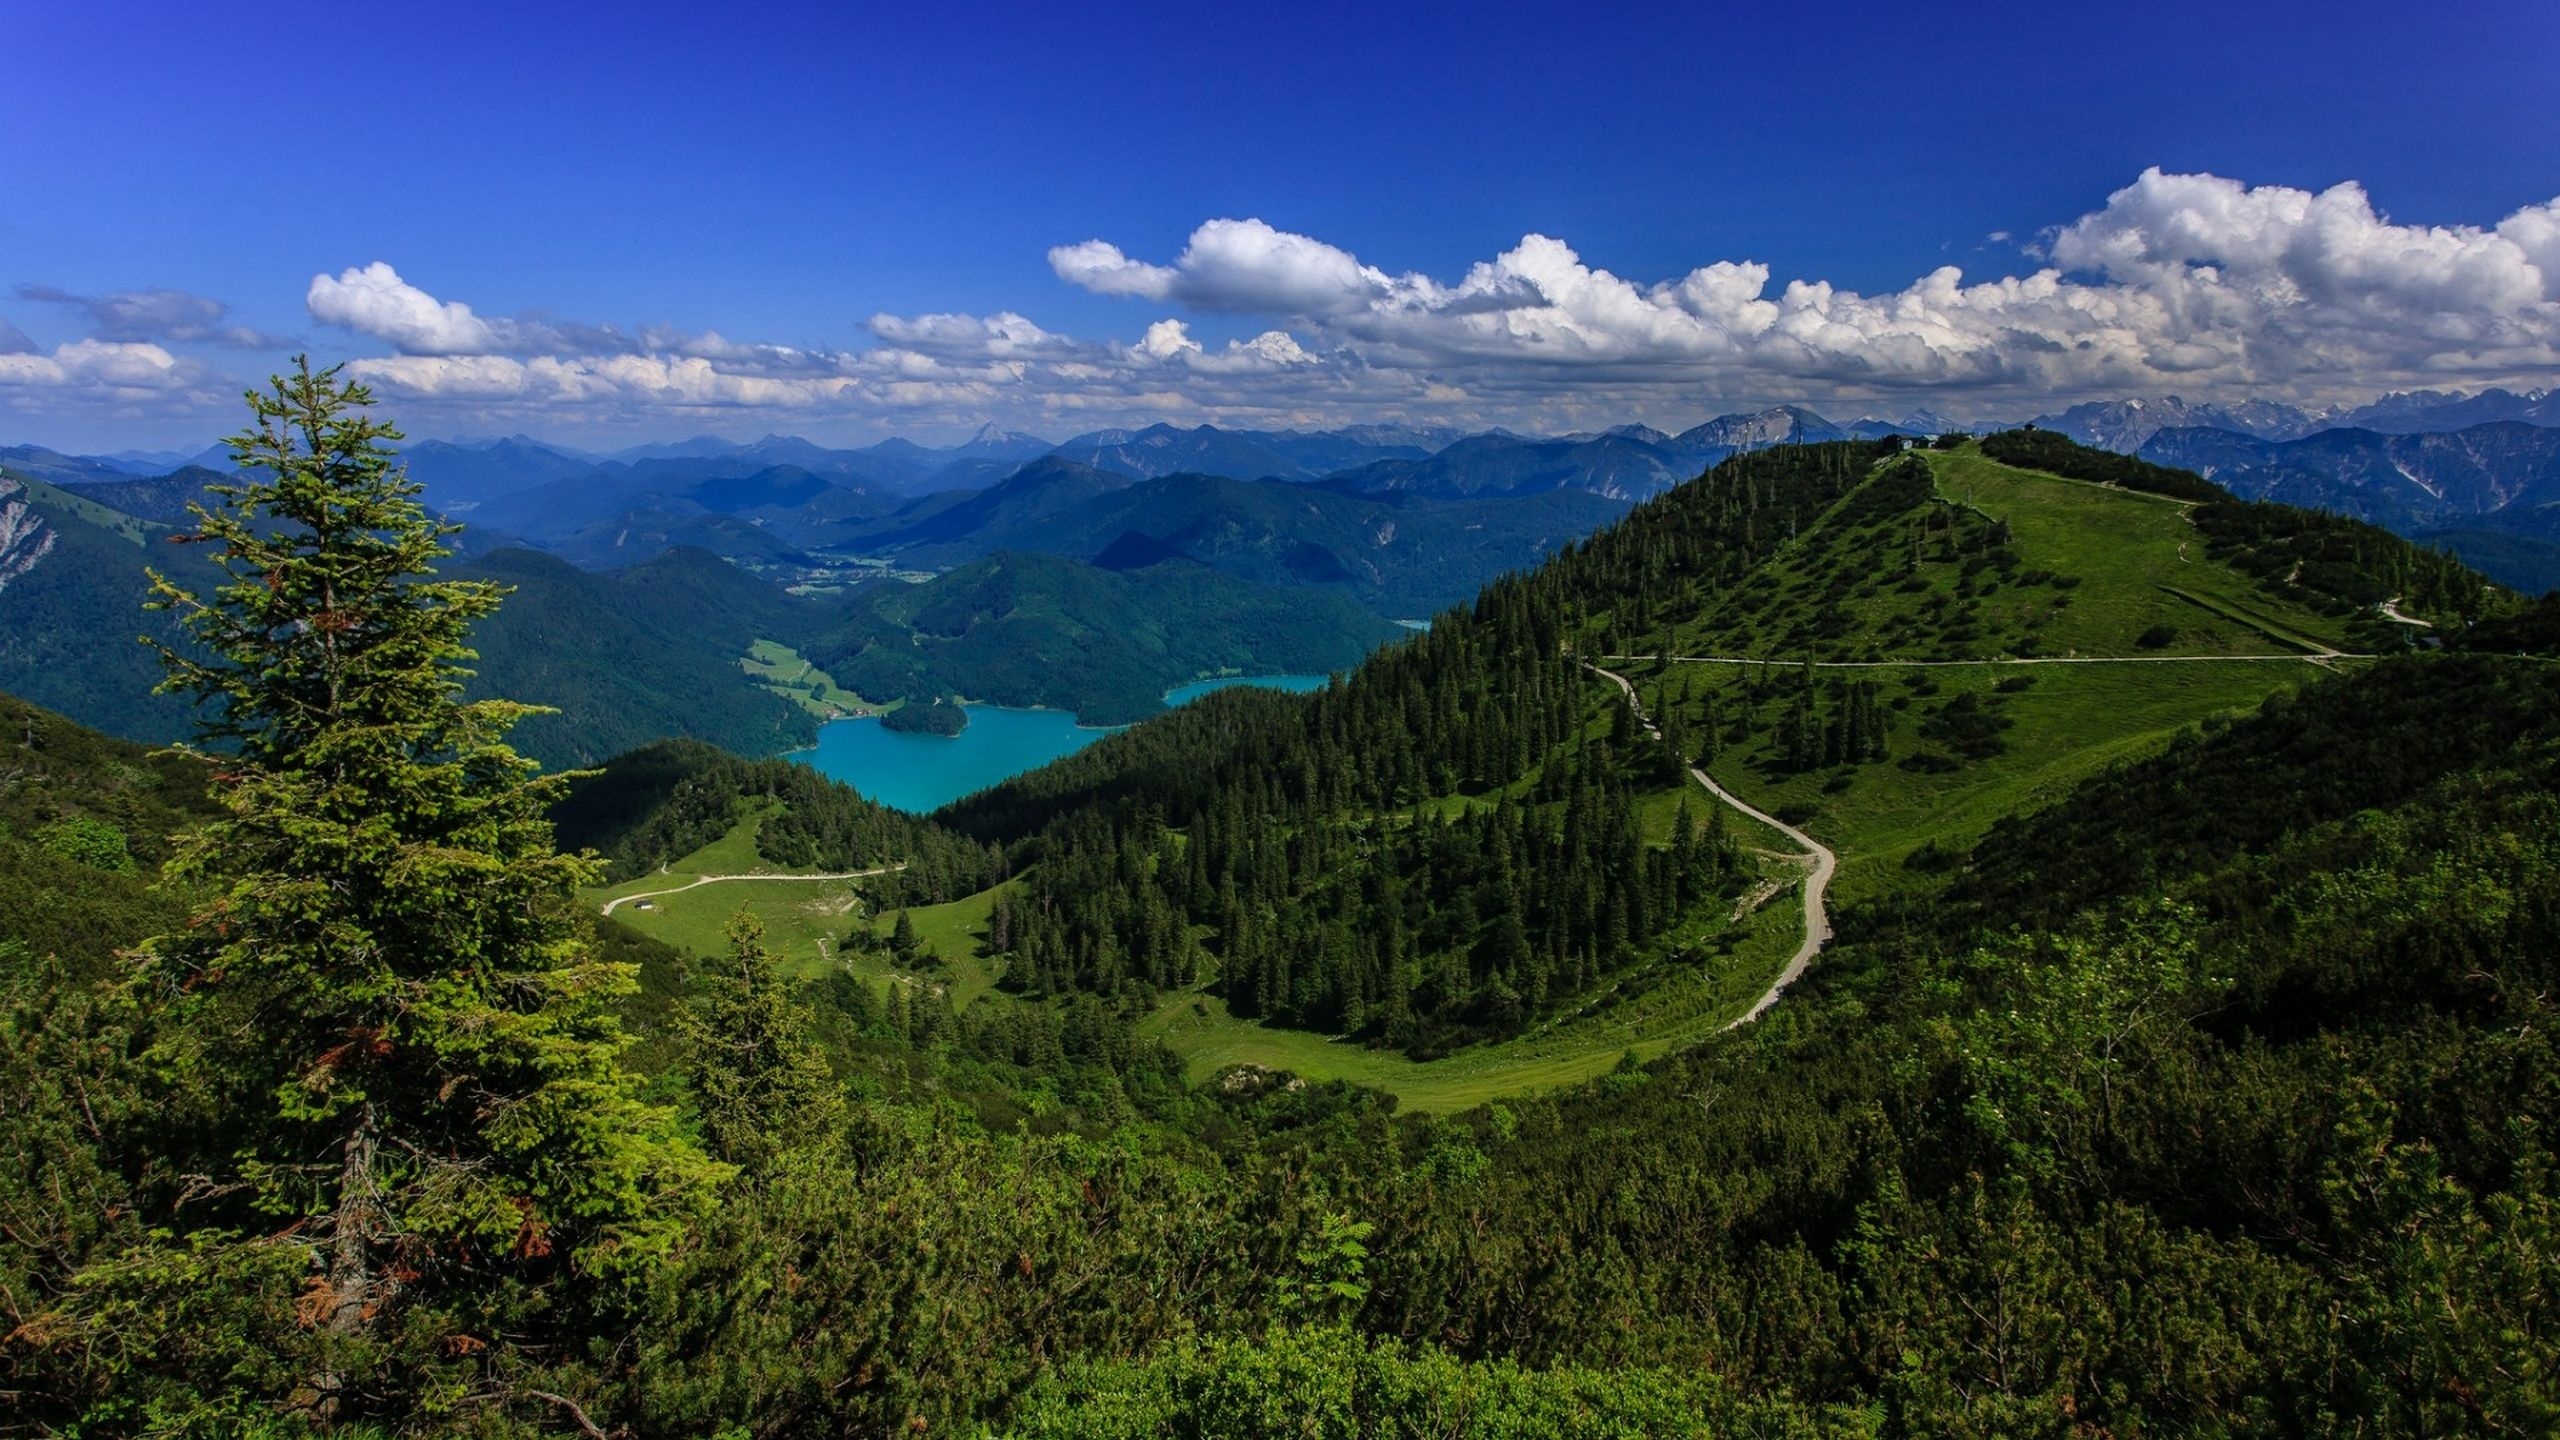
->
[34,816,133,872]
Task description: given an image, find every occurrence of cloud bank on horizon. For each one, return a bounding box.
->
[7,169,2558,440]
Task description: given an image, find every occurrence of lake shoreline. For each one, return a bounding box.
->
[790,673,1331,813]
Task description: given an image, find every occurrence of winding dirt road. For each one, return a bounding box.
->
[1603,651,2347,670]
[600,864,907,915]
[1586,663,1835,1029]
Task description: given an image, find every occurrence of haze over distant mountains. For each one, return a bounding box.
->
[11,384,2560,609]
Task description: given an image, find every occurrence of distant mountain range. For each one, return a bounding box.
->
[2028,387,2560,452]
[2136,421,2560,526]
[13,377,2560,773]
[15,381,2559,641]
[6,408,1874,609]
[845,457,1624,616]
[2134,421,2560,593]
[22,402,1900,515]
[0,459,1409,765]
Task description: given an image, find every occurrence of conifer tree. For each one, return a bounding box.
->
[684,913,842,1170]
[122,360,724,1414]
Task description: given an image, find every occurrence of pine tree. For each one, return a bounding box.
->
[989,891,1014,956]
[685,913,842,1171]
[122,361,724,1414]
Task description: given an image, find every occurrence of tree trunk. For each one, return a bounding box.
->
[308,1101,383,1419]
[327,1102,383,1332]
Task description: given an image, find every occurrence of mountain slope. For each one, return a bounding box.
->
[2138,420,2560,532]
[1670,403,1850,451]
[803,550,1402,724]
[838,455,1133,553]
[0,469,211,742]
[2329,384,2560,433]
[402,435,598,508]
[2029,395,2322,449]
[1330,431,1699,501]
[0,688,223,979]
[860,468,1622,615]
[0,444,154,488]
[1048,423,1317,481]
[17,417,2560,1437]
[456,546,826,768]
[919,436,2509,1082]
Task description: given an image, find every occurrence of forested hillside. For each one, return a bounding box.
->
[805,550,1401,724]
[551,736,1002,898]
[856,464,1624,616]
[457,546,828,767]
[8,387,2558,1438]
[0,469,212,742]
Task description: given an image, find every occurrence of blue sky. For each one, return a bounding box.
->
[5,0,2557,449]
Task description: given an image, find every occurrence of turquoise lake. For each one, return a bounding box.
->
[793,674,1329,814]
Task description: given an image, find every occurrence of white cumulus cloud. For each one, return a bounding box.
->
[1136,319,1200,359]
[1054,171,2560,411]
[0,339,194,391]
[210,169,2560,439]
[309,262,506,355]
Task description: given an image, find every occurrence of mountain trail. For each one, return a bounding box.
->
[1604,651,2356,670]
[601,863,908,915]
[2378,596,2433,628]
[1586,662,1835,1028]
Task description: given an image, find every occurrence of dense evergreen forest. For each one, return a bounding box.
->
[805,550,1400,725]
[549,736,1004,902]
[931,444,1891,1052]
[7,379,2560,1437]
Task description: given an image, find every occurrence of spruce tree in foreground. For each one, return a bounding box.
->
[111,361,724,1420]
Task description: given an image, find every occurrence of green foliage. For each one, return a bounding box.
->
[0,693,217,978]
[619,1113,1295,1438]
[681,911,842,1170]
[1956,902,2226,1185]
[1983,425,2511,634]
[1340,652,2560,1437]
[33,814,134,871]
[554,743,1004,900]
[455,546,825,769]
[2190,496,2509,629]
[882,695,969,734]
[2454,590,2560,654]
[57,362,727,1426]
[1005,1323,1872,1438]
[9,385,2560,1437]
[1278,1210,1374,1319]
[1980,426,2230,503]
[1946,654,2560,934]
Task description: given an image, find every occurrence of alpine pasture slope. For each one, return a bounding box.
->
[612,436,2463,1110]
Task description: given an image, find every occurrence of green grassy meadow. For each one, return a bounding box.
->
[742,638,883,718]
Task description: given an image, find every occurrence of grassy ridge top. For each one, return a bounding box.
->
[1623,444,2365,665]
[1604,439,2446,891]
